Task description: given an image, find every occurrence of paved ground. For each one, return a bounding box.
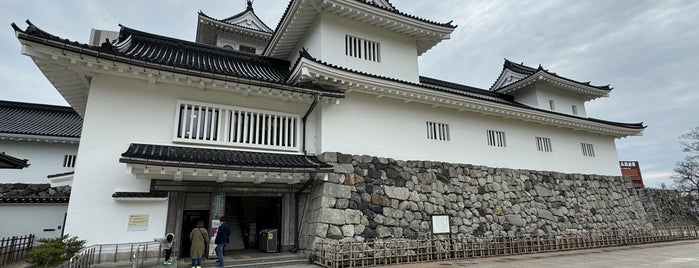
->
[388,240,699,268]
[7,240,697,267]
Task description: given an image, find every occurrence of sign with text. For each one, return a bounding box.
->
[127,214,149,231]
[431,215,449,234]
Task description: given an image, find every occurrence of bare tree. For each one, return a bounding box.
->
[673,127,699,215]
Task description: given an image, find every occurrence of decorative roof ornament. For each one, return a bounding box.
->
[247,0,254,11]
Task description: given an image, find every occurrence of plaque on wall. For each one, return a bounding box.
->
[431,215,449,234]
[127,214,149,231]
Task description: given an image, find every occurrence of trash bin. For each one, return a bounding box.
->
[258,229,278,253]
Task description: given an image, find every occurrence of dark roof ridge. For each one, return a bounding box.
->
[0,100,74,113]
[500,59,612,91]
[419,76,513,101]
[0,152,30,169]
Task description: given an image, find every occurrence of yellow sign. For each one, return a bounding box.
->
[267,232,273,240]
[127,214,149,231]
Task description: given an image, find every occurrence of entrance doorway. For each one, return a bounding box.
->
[180,210,210,258]
[224,196,281,251]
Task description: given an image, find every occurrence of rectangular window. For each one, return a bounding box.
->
[581,143,595,157]
[536,137,552,152]
[174,100,301,151]
[549,100,556,111]
[572,105,578,115]
[426,122,450,141]
[63,155,76,168]
[345,35,380,62]
[487,130,506,147]
[239,45,256,54]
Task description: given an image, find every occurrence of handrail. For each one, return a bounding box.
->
[57,240,164,268]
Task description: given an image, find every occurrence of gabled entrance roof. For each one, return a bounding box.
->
[120,143,331,171]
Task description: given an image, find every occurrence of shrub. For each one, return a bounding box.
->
[25,235,86,267]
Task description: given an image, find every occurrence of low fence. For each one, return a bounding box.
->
[55,241,165,268]
[314,226,699,267]
[0,234,34,266]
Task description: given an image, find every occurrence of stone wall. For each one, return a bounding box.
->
[636,188,699,226]
[0,183,71,197]
[298,153,651,250]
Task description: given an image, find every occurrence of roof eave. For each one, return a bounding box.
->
[15,27,344,104]
[496,71,610,101]
[264,0,455,59]
[291,59,644,137]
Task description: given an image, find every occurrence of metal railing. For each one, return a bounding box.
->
[55,240,164,268]
[0,234,34,266]
[314,226,699,268]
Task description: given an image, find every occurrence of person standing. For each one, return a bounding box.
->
[189,221,209,268]
[215,216,231,267]
[154,233,176,265]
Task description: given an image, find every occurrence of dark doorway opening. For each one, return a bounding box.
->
[180,210,210,258]
[224,196,281,251]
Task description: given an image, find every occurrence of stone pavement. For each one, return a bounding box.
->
[388,240,699,268]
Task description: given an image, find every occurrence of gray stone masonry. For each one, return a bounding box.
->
[636,188,699,226]
[298,153,652,250]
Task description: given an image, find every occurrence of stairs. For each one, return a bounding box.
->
[226,209,246,250]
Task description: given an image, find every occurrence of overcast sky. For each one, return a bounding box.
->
[3,0,698,188]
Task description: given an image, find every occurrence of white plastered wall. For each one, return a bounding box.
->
[0,141,78,183]
[65,74,312,244]
[296,13,420,83]
[0,204,67,243]
[317,92,622,176]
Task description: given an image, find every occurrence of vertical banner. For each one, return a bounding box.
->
[209,219,220,258]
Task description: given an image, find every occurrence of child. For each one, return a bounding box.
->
[154,233,176,265]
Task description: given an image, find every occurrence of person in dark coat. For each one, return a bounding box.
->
[189,221,209,268]
[215,216,231,267]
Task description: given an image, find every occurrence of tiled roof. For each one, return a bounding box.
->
[120,143,332,171]
[112,191,168,198]
[0,100,82,138]
[12,21,343,98]
[419,76,514,101]
[111,26,289,83]
[296,51,645,130]
[496,59,612,91]
[0,152,29,169]
[0,196,69,204]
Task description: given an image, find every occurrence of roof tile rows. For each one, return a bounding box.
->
[0,100,82,138]
[120,143,331,169]
[0,196,69,203]
[112,27,290,84]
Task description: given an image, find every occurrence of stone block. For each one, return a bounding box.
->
[332,163,355,173]
[327,225,343,239]
[319,208,347,225]
[376,226,392,238]
[321,182,351,198]
[341,225,355,237]
[346,209,362,224]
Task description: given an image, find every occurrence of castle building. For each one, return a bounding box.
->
[12,0,644,253]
